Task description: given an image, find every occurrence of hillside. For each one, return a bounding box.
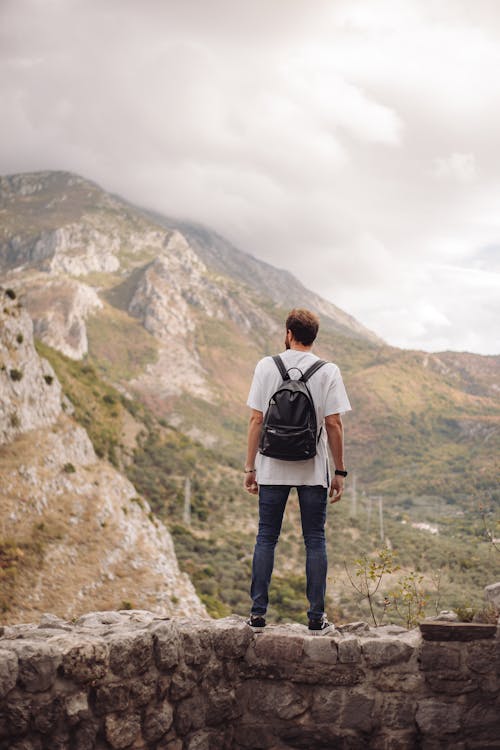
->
[0,287,205,623]
[1,169,499,624]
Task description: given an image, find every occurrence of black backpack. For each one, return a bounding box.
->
[259,355,326,461]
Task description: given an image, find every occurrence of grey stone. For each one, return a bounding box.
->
[337,621,371,635]
[341,690,376,732]
[380,694,417,729]
[465,641,497,673]
[415,699,461,734]
[31,693,64,734]
[130,672,157,705]
[170,664,200,701]
[186,730,211,750]
[484,582,500,608]
[253,632,304,663]
[62,638,109,683]
[107,630,154,677]
[310,686,343,722]
[65,690,90,725]
[13,641,61,691]
[244,680,309,720]
[424,674,477,695]
[373,671,423,693]
[337,636,362,663]
[303,636,338,663]
[73,718,100,750]
[419,642,461,671]
[94,681,130,715]
[425,610,459,623]
[212,616,253,659]
[176,620,213,665]
[153,621,182,670]
[206,687,240,726]
[104,710,142,749]
[175,691,207,735]
[361,637,414,667]
[37,612,72,630]
[0,648,18,698]
[142,698,174,742]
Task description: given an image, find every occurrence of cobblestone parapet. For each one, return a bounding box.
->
[0,610,498,749]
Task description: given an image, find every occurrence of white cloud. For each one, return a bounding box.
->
[1,0,500,354]
[433,153,478,183]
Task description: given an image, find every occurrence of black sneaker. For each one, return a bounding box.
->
[308,615,334,636]
[246,615,266,632]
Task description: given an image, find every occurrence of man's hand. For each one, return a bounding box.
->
[244,471,259,495]
[329,475,344,503]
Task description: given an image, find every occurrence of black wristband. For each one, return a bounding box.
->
[335,469,348,477]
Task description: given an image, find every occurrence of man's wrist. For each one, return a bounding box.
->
[244,468,256,474]
[334,469,348,477]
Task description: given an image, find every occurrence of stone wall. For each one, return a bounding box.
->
[0,611,498,750]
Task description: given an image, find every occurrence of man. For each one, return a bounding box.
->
[244,308,351,634]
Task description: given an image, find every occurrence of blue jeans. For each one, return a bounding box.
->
[250,484,328,620]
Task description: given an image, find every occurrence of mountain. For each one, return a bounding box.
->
[1,169,499,624]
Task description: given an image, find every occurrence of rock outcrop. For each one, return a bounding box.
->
[0,291,205,622]
[0,612,498,749]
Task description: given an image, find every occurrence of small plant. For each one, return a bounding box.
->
[5,289,16,300]
[344,547,399,626]
[16,333,24,344]
[120,600,133,610]
[62,462,76,474]
[390,571,427,629]
[9,369,23,381]
[171,595,179,604]
[43,374,54,385]
[9,412,20,428]
[103,393,116,405]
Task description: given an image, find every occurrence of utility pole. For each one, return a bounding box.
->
[378,495,385,543]
[183,477,191,526]
[366,495,372,534]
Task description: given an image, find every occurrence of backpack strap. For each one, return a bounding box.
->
[301,359,327,383]
[272,355,290,381]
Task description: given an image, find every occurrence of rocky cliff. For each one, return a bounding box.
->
[0,611,498,749]
[0,289,205,622]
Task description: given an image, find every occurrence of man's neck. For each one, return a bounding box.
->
[289,343,313,352]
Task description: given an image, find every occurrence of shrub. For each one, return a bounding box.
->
[43,374,54,385]
[5,289,16,300]
[63,462,76,474]
[16,333,24,344]
[9,369,23,381]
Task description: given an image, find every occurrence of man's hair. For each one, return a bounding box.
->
[285,308,320,346]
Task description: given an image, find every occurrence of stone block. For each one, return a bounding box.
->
[170,664,200,701]
[31,693,64,734]
[415,698,461,734]
[3,696,32,735]
[130,672,157,705]
[94,681,130,715]
[212,616,253,659]
[369,731,419,750]
[340,690,376,733]
[12,641,61,692]
[153,622,182,671]
[72,719,100,750]
[380,694,417,729]
[0,648,18,698]
[62,639,109,683]
[253,632,304,664]
[105,710,142,749]
[310,686,343,722]
[242,680,309,720]
[291,661,364,686]
[337,636,362,663]
[108,631,154,677]
[424,674,477,695]
[484,581,500,608]
[303,636,338,664]
[419,642,461,671]
[142,698,174,742]
[176,620,213,665]
[361,637,414,667]
[65,690,90,725]
[206,687,241,726]
[175,691,207,735]
[465,641,497,674]
[373,670,423,693]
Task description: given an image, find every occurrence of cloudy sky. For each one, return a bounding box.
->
[2,0,500,355]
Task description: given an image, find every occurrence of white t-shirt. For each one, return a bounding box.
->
[246,349,352,487]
